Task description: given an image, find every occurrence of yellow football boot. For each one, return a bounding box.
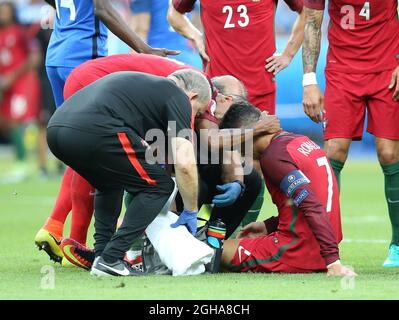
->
[34,228,64,263]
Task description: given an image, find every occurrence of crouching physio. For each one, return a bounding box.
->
[47,69,211,276]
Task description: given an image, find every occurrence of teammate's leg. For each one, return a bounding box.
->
[323,71,366,191]
[324,138,352,190]
[43,167,73,233]
[34,167,73,262]
[36,125,75,262]
[367,69,399,267]
[375,138,399,268]
[69,171,95,246]
[376,139,399,250]
[36,66,80,262]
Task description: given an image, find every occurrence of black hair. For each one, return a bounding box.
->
[219,100,261,129]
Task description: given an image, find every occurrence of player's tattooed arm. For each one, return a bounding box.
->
[93,0,179,57]
[302,7,325,123]
[302,7,323,73]
[44,0,55,9]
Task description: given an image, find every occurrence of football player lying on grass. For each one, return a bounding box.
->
[218,101,356,276]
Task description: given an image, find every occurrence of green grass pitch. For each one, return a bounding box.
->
[0,160,398,299]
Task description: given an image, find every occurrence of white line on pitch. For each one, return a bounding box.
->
[343,239,389,244]
[344,216,386,223]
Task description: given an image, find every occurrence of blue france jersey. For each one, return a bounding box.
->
[46,0,108,68]
[130,0,201,68]
[130,0,192,53]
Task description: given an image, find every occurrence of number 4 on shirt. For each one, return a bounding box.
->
[341,1,371,26]
[359,1,371,20]
[55,0,76,21]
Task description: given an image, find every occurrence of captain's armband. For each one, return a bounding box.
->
[280,170,311,201]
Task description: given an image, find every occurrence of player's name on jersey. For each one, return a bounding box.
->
[297,140,321,157]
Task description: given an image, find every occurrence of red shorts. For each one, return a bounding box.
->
[63,73,85,100]
[250,90,276,114]
[324,69,399,141]
[229,236,314,274]
[0,72,40,123]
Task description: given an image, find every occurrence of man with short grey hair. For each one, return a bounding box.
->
[168,69,212,115]
[47,70,210,276]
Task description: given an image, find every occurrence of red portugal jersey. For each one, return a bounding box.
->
[64,54,191,99]
[0,25,30,75]
[260,132,342,269]
[173,0,302,109]
[305,0,399,73]
[0,24,40,122]
[64,54,221,125]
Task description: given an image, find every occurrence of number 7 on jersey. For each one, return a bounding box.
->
[317,156,334,213]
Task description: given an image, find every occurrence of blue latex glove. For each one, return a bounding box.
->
[170,209,198,235]
[212,182,243,207]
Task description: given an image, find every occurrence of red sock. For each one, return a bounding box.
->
[42,218,64,241]
[45,167,73,236]
[69,171,95,246]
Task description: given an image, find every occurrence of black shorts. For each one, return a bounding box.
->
[47,126,173,194]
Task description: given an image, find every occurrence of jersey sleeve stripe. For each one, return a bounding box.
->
[117,132,157,186]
